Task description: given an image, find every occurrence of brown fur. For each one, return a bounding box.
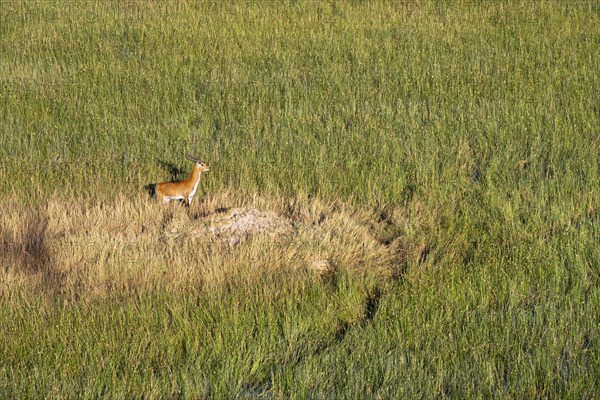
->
[155,161,209,206]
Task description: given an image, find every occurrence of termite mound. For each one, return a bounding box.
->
[195,208,293,245]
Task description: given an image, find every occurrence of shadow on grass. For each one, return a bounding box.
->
[1,207,65,295]
[157,159,185,181]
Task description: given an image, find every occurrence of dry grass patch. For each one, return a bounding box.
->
[0,191,404,299]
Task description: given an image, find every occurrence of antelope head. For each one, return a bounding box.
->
[186,154,210,172]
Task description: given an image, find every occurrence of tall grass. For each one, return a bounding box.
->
[1,1,599,398]
[2,1,596,206]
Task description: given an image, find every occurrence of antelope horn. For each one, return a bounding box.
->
[186,154,203,163]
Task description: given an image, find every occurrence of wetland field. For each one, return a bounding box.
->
[1,1,599,398]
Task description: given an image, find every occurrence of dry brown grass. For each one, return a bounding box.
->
[1,191,405,299]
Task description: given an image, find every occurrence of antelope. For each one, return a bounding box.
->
[151,155,210,206]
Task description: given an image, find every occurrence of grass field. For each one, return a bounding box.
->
[1,1,599,398]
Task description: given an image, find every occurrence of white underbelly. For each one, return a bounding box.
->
[163,195,184,203]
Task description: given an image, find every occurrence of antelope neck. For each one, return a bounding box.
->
[187,166,202,186]
[186,165,203,195]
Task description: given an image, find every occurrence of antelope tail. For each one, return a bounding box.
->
[143,183,156,199]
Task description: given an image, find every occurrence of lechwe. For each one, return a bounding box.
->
[150,155,210,206]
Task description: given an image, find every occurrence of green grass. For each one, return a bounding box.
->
[1,1,599,398]
[2,262,598,398]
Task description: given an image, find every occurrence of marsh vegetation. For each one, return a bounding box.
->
[1,1,598,398]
